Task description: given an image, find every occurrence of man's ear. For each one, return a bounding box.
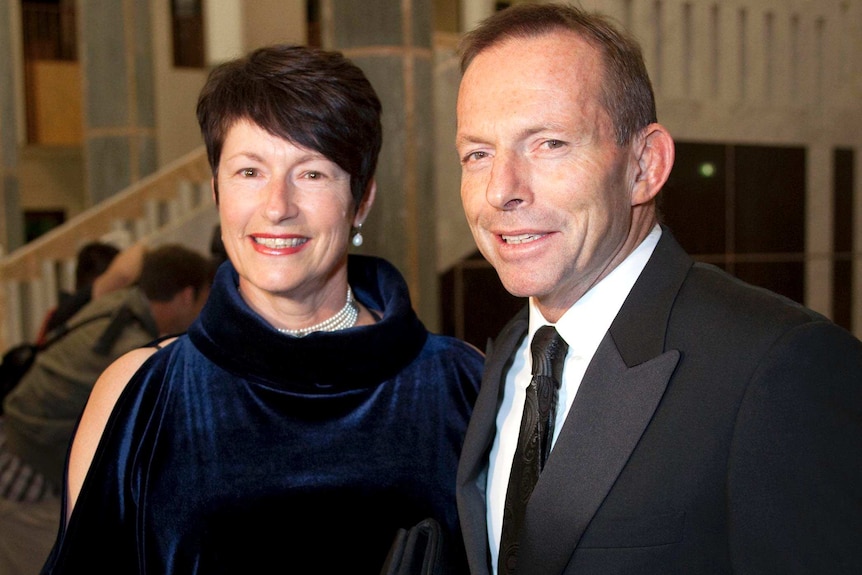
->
[354,180,377,226]
[174,285,196,308]
[630,123,675,206]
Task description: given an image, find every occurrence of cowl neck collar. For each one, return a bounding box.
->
[188,255,428,391]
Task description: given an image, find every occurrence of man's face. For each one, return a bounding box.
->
[456,31,639,321]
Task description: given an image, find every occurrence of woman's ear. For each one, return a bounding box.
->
[630,123,675,206]
[354,180,377,226]
[211,177,219,206]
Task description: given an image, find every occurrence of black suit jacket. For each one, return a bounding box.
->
[457,229,862,574]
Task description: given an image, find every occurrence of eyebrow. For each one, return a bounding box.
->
[224,150,331,165]
[456,123,570,149]
[223,151,266,164]
[454,133,486,149]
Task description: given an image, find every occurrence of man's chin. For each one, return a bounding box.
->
[497,274,542,299]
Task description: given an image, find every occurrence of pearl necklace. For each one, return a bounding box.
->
[277,287,358,337]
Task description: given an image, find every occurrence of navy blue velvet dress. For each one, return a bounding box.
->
[42,255,483,574]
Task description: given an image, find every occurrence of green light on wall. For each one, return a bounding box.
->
[698,162,716,178]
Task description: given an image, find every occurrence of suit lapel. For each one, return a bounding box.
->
[516,228,693,573]
[459,229,695,574]
[457,309,528,575]
[517,336,679,573]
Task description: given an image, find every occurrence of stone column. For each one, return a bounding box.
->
[461,0,496,33]
[321,0,439,328]
[78,0,157,204]
[0,0,24,253]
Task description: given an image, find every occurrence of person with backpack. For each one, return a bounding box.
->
[0,244,212,575]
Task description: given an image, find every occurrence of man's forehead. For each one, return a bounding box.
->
[457,34,604,118]
[459,33,601,95]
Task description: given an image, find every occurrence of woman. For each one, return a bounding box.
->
[42,45,483,574]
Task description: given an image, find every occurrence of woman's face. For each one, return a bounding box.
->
[215,119,370,313]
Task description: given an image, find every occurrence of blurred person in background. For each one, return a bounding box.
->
[37,241,119,343]
[0,244,211,575]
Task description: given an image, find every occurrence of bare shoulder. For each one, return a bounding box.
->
[66,344,164,518]
[87,346,161,412]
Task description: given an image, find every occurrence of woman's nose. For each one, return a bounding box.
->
[264,179,298,222]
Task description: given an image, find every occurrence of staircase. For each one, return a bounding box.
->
[0,146,217,353]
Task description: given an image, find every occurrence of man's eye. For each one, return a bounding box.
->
[463,151,487,163]
[545,139,565,149]
[306,171,321,179]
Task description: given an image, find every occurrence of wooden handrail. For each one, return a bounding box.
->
[0,147,210,282]
[0,146,212,352]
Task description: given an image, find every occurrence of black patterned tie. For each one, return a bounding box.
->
[498,325,568,574]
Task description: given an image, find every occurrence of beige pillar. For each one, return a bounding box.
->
[461,0,496,32]
[321,0,440,329]
[79,0,157,204]
[0,0,24,253]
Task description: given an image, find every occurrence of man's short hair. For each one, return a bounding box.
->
[74,242,120,290]
[459,3,657,146]
[138,244,211,302]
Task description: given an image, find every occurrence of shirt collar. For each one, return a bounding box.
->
[528,224,662,352]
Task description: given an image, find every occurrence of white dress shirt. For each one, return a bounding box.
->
[486,225,662,573]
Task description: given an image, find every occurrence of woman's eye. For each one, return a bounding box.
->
[240,168,257,177]
[303,170,329,181]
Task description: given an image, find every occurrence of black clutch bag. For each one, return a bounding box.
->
[380,518,443,575]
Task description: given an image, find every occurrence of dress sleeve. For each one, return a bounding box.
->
[41,353,168,574]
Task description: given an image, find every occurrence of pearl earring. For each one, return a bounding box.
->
[352,224,364,247]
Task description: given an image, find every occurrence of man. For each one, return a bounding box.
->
[37,241,146,344]
[0,243,211,575]
[454,4,862,574]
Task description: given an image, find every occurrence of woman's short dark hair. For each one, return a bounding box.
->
[196,44,382,209]
[459,3,656,146]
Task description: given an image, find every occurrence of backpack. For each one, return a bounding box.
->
[0,310,120,414]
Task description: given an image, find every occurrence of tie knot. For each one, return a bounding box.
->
[530,325,568,383]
